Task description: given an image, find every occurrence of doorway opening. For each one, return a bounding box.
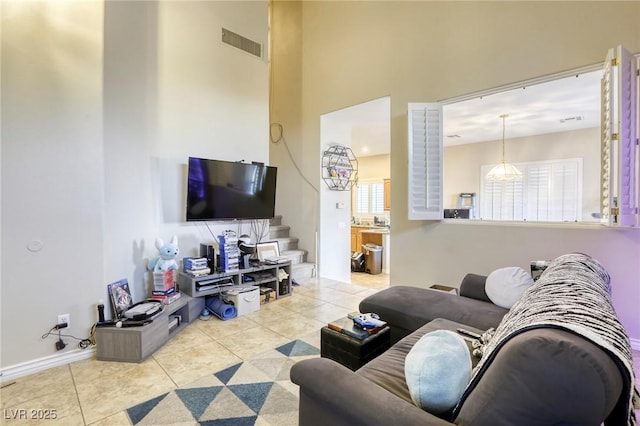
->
[319,96,391,289]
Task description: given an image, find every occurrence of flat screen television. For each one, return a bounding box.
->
[186,157,277,221]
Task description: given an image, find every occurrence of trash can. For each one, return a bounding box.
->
[362,244,383,275]
[351,251,365,272]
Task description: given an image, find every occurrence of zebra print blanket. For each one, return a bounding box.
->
[453,253,638,425]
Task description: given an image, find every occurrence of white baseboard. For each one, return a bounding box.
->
[0,348,95,383]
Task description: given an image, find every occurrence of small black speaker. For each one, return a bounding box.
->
[97,303,105,323]
[200,243,216,271]
[443,208,470,219]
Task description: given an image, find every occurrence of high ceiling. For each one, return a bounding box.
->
[326,70,602,158]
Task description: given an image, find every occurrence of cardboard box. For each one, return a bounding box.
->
[259,287,276,304]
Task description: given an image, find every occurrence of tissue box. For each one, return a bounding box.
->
[223,286,259,316]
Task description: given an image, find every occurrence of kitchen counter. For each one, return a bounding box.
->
[352,224,389,230]
[360,228,389,234]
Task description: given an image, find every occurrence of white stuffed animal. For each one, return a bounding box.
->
[147,235,179,272]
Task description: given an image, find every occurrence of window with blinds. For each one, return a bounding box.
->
[480,158,583,222]
[355,182,384,214]
[356,184,369,214]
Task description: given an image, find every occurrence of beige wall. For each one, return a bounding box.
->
[269,2,314,244]
[444,127,601,221]
[271,1,640,341]
[357,154,390,180]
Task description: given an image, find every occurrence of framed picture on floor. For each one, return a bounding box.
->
[255,241,280,261]
[108,278,133,319]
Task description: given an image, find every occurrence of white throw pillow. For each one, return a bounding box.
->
[485,266,534,308]
[404,330,471,414]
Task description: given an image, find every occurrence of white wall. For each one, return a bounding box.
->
[103,0,269,301]
[1,0,269,372]
[319,116,353,282]
[1,0,105,369]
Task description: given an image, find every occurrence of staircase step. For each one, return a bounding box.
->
[281,249,307,265]
[292,262,316,283]
[271,215,282,226]
[273,237,298,251]
[269,225,290,239]
[270,215,313,283]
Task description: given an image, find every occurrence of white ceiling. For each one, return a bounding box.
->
[326,70,602,158]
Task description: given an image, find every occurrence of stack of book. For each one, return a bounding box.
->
[151,269,182,305]
[183,257,211,277]
[218,231,239,272]
[327,313,387,340]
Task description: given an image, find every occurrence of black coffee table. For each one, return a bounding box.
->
[320,322,390,371]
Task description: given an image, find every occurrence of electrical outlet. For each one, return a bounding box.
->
[58,313,70,327]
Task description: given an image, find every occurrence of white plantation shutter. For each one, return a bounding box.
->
[617,47,638,227]
[600,48,615,225]
[408,103,443,220]
[601,45,639,227]
[356,184,369,214]
[354,182,384,214]
[481,159,581,222]
[481,172,524,221]
[370,183,384,214]
[526,165,550,221]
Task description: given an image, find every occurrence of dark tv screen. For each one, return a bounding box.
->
[186,157,277,221]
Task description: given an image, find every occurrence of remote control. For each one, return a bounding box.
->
[353,313,385,329]
[456,328,481,339]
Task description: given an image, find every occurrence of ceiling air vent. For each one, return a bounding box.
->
[221,28,262,59]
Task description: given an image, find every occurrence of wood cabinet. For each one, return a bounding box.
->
[351,227,363,252]
[384,179,391,211]
[351,228,358,252]
[361,230,384,247]
[353,226,390,252]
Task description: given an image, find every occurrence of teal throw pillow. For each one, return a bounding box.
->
[404,330,471,414]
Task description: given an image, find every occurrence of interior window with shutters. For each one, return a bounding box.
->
[355,184,369,214]
[355,182,384,214]
[480,158,583,222]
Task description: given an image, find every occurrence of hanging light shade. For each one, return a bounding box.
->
[486,114,522,181]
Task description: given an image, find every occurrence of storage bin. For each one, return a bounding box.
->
[363,244,383,275]
[223,286,260,316]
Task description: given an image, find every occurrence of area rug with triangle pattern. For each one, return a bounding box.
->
[126,339,320,425]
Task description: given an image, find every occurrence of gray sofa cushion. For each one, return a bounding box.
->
[458,273,491,302]
[359,286,507,343]
[357,318,483,415]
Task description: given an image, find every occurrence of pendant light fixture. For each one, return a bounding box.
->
[486,114,522,181]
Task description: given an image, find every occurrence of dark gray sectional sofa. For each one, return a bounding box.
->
[357,273,507,345]
[291,257,635,425]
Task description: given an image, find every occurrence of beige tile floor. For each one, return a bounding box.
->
[0,275,386,425]
[3,272,639,424]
